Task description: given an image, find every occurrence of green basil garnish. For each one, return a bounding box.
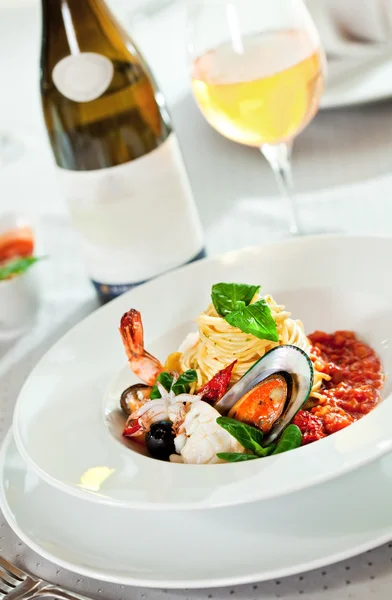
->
[150,369,198,399]
[211,283,278,342]
[216,419,302,462]
[0,256,42,281]
[217,417,265,456]
[172,369,198,395]
[225,299,279,342]
[212,283,260,317]
[149,372,174,399]
[271,424,302,455]
[263,443,277,456]
[217,452,258,463]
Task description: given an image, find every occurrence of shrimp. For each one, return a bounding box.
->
[174,401,244,464]
[119,309,163,385]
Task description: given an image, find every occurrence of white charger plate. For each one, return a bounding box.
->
[12,236,392,510]
[321,55,392,109]
[3,428,392,588]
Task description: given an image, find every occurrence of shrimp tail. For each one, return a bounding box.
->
[119,309,164,385]
[120,309,144,360]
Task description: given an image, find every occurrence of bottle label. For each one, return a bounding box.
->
[52,53,114,103]
[56,134,204,285]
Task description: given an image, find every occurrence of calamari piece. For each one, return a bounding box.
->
[123,384,201,438]
[179,401,244,464]
[178,332,199,353]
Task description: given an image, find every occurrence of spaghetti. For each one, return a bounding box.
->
[180,294,328,400]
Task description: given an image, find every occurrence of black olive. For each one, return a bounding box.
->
[145,420,176,461]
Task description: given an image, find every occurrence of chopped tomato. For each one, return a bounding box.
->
[299,330,384,446]
[293,410,326,445]
[0,227,34,262]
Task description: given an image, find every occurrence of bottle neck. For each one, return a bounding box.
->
[41,0,110,26]
[41,0,130,60]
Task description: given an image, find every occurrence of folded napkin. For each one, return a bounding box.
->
[306,0,392,58]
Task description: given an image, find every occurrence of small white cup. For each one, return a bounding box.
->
[0,211,41,339]
[0,267,40,339]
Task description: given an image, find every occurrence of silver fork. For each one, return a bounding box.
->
[0,557,97,600]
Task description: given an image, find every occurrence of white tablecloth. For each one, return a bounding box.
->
[2,1,392,599]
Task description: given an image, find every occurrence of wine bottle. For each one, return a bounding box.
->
[40,0,205,302]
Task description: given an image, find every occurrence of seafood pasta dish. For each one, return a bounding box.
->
[118,283,384,464]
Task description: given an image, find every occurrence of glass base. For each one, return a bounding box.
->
[290,225,344,238]
[245,213,343,240]
[248,208,343,239]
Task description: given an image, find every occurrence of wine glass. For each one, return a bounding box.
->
[188,0,326,236]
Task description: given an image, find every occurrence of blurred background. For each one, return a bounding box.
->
[2,0,392,348]
[3,0,392,231]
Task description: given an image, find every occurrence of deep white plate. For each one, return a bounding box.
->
[3,428,392,588]
[12,236,392,510]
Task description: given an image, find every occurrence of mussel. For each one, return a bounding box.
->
[120,383,151,415]
[214,345,314,445]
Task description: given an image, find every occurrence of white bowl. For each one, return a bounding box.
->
[12,235,392,510]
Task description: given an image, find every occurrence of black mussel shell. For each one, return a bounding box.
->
[120,383,151,415]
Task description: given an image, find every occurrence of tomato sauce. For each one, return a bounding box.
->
[293,331,383,445]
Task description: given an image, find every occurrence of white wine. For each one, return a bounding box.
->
[40,0,204,302]
[192,31,323,147]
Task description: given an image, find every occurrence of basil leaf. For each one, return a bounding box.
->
[272,425,302,455]
[172,369,198,395]
[263,443,277,456]
[217,452,259,463]
[254,444,275,458]
[225,299,279,342]
[149,372,173,399]
[217,417,265,455]
[150,370,197,398]
[0,256,41,281]
[211,283,260,317]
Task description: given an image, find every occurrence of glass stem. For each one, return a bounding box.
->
[261,142,301,236]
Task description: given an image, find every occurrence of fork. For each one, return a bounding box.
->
[0,556,97,600]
